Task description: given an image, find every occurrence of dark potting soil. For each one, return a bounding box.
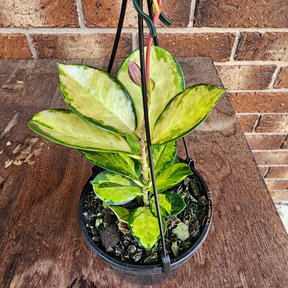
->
[82,172,208,265]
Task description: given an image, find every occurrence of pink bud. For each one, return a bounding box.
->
[128,61,141,86]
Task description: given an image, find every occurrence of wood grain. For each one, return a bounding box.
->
[0,58,288,288]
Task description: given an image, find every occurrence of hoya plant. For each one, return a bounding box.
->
[28,1,226,251]
[28,45,225,250]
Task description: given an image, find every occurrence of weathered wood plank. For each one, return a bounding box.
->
[0,58,287,288]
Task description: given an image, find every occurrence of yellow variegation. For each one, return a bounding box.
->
[152,142,177,177]
[152,84,227,145]
[28,45,226,251]
[108,206,130,223]
[78,150,141,181]
[150,192,186,218]
[91,171,142,205]
[155,163,192,192]
[58,63,137,136]
[28,109,132,153]
[117,46,184,137]
[128,207,167,250]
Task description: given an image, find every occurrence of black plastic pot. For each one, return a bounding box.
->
[78,163,212,286]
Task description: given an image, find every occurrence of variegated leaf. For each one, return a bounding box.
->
[128,207,166,250]
[117,46,184,137]
[58,63,137,136]
[108,206,130,223]
[28,109,132,153]
[152,84,227,145]
[91,171,142,205]
[125,135,141,155]
[150,192,186,218]
[155,163,192,192]
[78,150,141,180]
[152,142,177,177]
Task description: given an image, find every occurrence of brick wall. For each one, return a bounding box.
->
[1,0,288,202]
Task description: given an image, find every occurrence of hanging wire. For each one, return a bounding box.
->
[137,0,171,275]
[182,137,195,167]
[107,0,128,73]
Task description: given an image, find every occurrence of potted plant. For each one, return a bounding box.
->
[28,1,226,285]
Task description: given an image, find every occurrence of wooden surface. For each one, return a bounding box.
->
[0,58,288,288]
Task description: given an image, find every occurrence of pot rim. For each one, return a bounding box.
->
[78,163,212,273]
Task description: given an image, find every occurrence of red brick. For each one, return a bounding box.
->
[237,115,258,133]
[254,151,288,165]
[275,67,288,89]
[256,115,288,133]
[31,34,132,59]
[216,65,276,90]
[157,33,236,62]
[194,0,288,28]
[235,32,288,61]
[264,167,288,179]
[270,191,288,201]
[0,34,32,59]
[246,135,286,150]
[265,179,288,191]
[0,0,79,28]
[82,0,191,28]
[229,92,288,113]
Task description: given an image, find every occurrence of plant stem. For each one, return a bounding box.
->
[140,119,150,206]
[140,0,162,206]
[146,0,162,82]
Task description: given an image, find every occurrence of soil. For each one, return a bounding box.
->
[82,165,209,265]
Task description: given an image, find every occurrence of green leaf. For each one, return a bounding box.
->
[78,150,141,180]
[152,142,177,178]
[150,192,186,218]
[128,207,166,250]
[152,84,227,145]
[172,156,180,164]
[155,163,192,192]
[117,46,184,137]
[125,135,141,155]
[108,206,130,223]
[91,171,142,205]
[58,63,137,136]
[28,109,132,153]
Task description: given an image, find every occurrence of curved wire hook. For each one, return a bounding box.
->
[159,12,172,26]
[133,0,156,38]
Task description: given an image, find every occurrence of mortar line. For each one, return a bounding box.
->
[237,112,288,115]
[264,178,288,181]
[215,61,288,66]
[228,88,288,92]
[252,149,288,152]
[75,0,86,28]
[268,66,282,89]
[229,31,241,61]
[25,33,37,59]
[132,32,138,50]
[1,27,288,34]
[259,164,288,167]
[188,0,197,27]
[245,132,288,135]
